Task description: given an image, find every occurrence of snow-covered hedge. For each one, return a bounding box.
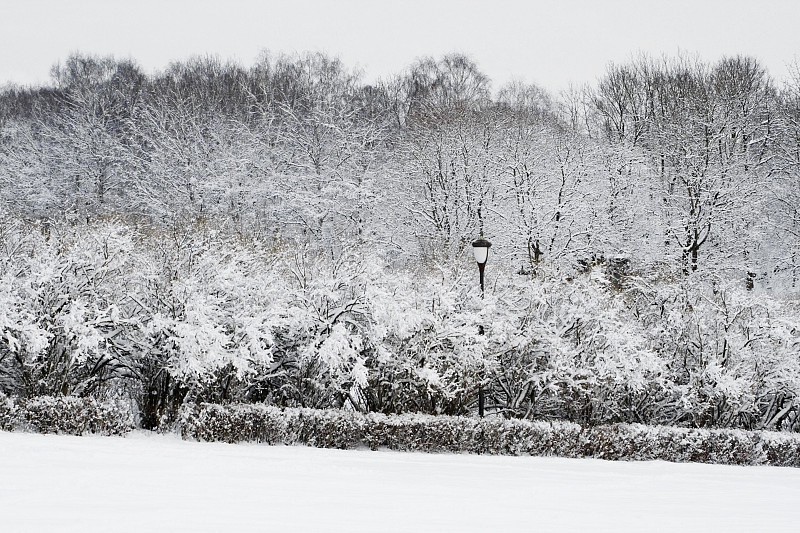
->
[581,424,800,466]
[178,403,584,455]
[177,403,800,467]
[363,412,583,456]
[0,394,134,436]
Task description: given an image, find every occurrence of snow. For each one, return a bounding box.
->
[1,431,799,532]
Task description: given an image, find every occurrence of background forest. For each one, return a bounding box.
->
[2,51,800,432]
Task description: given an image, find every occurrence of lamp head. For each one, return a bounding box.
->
[472,237,492,265]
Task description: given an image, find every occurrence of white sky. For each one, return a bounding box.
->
[1,0,799,93]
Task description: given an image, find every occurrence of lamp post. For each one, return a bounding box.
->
[472,236,491,417]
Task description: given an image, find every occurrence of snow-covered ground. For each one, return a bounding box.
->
[1,431,799,532]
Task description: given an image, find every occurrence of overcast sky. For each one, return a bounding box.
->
[1,0,799,93]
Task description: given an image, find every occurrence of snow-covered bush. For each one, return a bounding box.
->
[0,394,134,435]
[177,402,800,466]
[0,392,18,430]
[583,424,767,465]
[178,402,584,456]
[362,411,584,456]
[630,275,800,430]
[761,431,800,467]
[363,262,497,416]
[179,403,366,448]
[482,269,674,426]
[20,395,135,435]
[0,219,139,398]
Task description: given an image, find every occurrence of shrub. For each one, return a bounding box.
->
[179,403,365,448]
[177,403,800,467]
[0,393,18,431]
[760,431,800,468]
[0,394,135,436]
[581,424,767,465]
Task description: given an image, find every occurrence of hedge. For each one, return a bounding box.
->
[178,402,800,467]
[0,393,135,436]
[5,395,798,468]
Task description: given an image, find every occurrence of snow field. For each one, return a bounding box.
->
[1,430,799,532]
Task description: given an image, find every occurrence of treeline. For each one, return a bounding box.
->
[1,52,800,431]
[2,52,798,279]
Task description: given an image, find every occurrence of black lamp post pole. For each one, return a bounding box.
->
[477,257,485,417]
[478,258,486,417]
[472,237,491,418]
[478,262,486,297]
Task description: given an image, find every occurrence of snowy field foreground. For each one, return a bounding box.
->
[2,431,799,532]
